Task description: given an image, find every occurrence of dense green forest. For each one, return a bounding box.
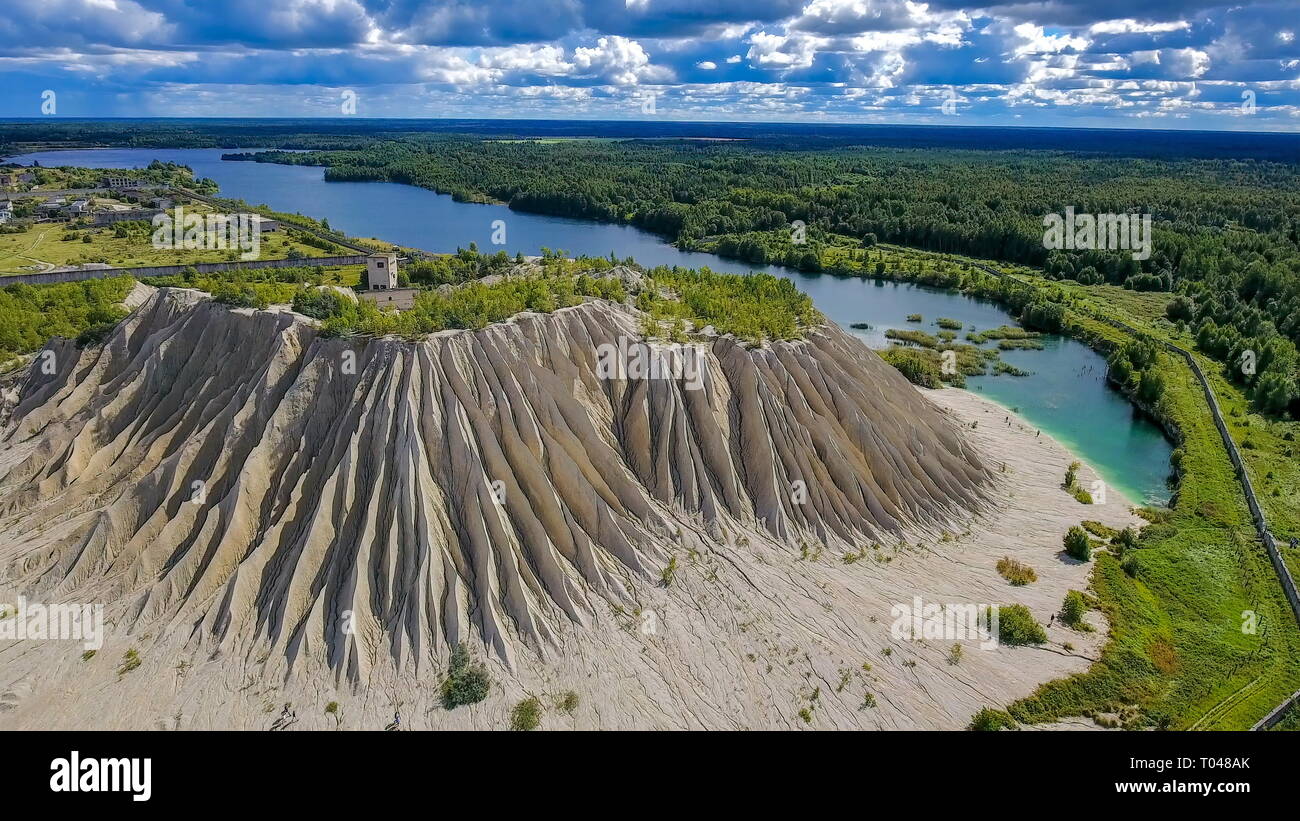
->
[225,137,1299,415]
[0,277,135,366]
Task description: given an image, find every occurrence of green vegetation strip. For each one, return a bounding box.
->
[295,256,817,342]
[0,276,135,368]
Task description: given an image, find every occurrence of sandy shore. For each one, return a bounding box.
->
[0,383,1144,730]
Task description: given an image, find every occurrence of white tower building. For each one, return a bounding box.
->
[366,252,398,290]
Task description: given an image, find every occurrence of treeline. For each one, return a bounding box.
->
[298,273,627,338]
[9,120,1300,160]
[270,137,1297,414]
[9,160,218,194]
[235,139,1298,271]
[139,263,354,307]
[403,245,520,286]
[1108,338,1169,408]
[0,277,135,364]
[636,267,818,341]
[294,259,817,343]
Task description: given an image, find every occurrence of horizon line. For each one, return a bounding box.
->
[1,115,1298,138]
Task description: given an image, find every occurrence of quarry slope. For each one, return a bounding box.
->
[0,287,1137,729]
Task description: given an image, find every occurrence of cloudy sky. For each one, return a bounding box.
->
[1,0,1297,129]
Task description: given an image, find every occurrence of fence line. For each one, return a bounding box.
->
[1,255,374,286]
[171,188,380,255]
[1252,689,1300,730]
[0,185,169,201]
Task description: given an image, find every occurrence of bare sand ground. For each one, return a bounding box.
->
[0,382,1144,730]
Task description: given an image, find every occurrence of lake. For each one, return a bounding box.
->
[6,147,1174,505]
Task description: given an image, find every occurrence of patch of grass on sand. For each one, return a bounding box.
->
[510,696,542,731]
[117,648,141,676]
[996,557,1038,586]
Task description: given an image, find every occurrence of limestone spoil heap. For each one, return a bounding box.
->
[0,286,1019,728]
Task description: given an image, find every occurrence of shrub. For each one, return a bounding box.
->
[1063,460,1080,489]
[510,696,543,731]
[1061,590,1091,630]
[992,604,1047,645]
[1081,520,1117,541]
[0,276,134,363]
[212,283,269,310]
[1147,710,1174,730]
[1165,296,1195,323]
[118,648,141,675]
[441,643,491,708]
[1020,300,1066,333]
[557,691,580,714]
[1113,526,1139,555]
[1134,506,1171,524]
[660,556,678,587]
[1064,525,1092,561]
[878,346,946,388]
[1138,368,1166,404]
[292,287,353,320]
[1121,552,1140,577]
[969,707,1017,731]
[996,556,1038,585]
[77,319,124,347]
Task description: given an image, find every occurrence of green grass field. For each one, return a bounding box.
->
[0,198,349,274]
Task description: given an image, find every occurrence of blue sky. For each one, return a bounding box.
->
[1,0,1298,129]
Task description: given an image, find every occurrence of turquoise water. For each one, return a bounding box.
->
[796,277,1172,506]
[8,148,1173,505]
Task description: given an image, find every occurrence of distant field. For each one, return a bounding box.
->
[0,217,340,274]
